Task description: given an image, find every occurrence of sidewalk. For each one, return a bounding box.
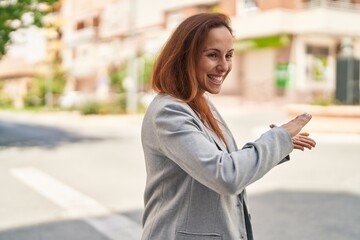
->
[287,104,360,135]
[210,95,360,135]
[1,96,359,135]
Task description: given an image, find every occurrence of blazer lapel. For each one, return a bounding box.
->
[187,103,228,152]
[208,100,238,153]
[186,98,237,153]
[207,128,229,152]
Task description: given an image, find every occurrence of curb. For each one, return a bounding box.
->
[286,104,360,118]
[286,104,360,135]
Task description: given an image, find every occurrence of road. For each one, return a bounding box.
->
[0,100,359,240]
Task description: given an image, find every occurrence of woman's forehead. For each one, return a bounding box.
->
[202,27,234,50]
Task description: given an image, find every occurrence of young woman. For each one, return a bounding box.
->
[141,13,316,240]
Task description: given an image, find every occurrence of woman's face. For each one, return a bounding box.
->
[196,26,234,94]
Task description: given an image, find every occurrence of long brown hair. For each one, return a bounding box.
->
[152,13,233,143]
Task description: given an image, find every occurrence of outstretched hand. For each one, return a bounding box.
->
[270,112,316,151]
[290,132,316,151]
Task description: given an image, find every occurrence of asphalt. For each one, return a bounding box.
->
[0,96,359,240]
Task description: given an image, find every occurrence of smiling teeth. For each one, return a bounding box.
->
[209,75,223,83]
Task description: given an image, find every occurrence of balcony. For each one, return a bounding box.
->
[232,4,360,39]
[305,0,360,11]
[63,28,97,47]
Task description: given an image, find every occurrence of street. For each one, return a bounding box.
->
[0,99,360,240]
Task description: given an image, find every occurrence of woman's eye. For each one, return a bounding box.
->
[207,53,217,58]
[226,54,233,60]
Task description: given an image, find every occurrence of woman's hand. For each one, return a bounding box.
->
[291,132,316,151]
[270,112,317,151]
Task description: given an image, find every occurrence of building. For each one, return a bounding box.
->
[0,2,63,109]
[60,0,360,105]
[60,0,165,105]
[230,0,360,103]
[0,27,49,108]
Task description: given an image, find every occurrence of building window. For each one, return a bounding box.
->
[237,0,258,15]
[306,45,330,82]
[76,21,85,30]
[306,45,329,56]
[93,16,100,28]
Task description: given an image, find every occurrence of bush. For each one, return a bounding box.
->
[0,93,12,108]
[109,64,127,93]
[78,95,127,115]
[24,63,67,108]
[311,95,335,106]
[79,101,102,115]
[23,94,42,107]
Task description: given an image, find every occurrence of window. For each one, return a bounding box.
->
[76,21,85,30]
[306,45,331,81]
[93,16,100,28]
[237,0,258,15]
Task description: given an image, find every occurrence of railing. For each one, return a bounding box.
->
[305,0,360,12]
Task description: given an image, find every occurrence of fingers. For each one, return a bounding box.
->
[292,134,317,151]
[293,140,313,151]
[271,115,317,151]
[269,124,277,128]
[293,144,305,151]
[281,112,313,137]
[298,132,310,137]
[293,133,314,143]
[294,112,312,124]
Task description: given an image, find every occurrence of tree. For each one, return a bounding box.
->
[0,0,60,58]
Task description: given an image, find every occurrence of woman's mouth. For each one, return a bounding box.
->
[208,75,224,85]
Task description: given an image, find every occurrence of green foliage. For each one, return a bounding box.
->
[0,0,60,57]
[50,62,66,95]
[23,93,42,107]
[78,96,127,115]
[139,57,154,91]
[109,56,154,94]
[311,94,335,106]
[312,56,328,81]
[106,56,154,113]
[24,62,66,107]
[79,101,102,115]
[0,81,12,108]
[0,92,12,108]
[109,64,127,93]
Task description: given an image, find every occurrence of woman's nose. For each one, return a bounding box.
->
[216,58,229,72]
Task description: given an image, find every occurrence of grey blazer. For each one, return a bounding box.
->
[141,94,293,240]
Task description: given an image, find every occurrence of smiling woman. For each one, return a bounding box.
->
[151,13,234,144]
[141,13,316,240]
[196,26,234,94]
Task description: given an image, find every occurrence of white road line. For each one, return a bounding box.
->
[11,167,142,240]
[11,167,107,217]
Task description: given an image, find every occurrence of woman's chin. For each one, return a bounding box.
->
[208,87,222,94]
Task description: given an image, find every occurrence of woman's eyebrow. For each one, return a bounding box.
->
[204,48,220,52]
[204,48,234,52]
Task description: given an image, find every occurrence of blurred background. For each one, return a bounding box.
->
[0,0,360,239]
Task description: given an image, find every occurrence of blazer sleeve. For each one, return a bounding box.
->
[154,101,293,195]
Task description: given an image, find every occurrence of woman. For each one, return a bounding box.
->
[141,13,316,240]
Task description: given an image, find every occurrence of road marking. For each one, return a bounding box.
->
[11,167,142,240]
